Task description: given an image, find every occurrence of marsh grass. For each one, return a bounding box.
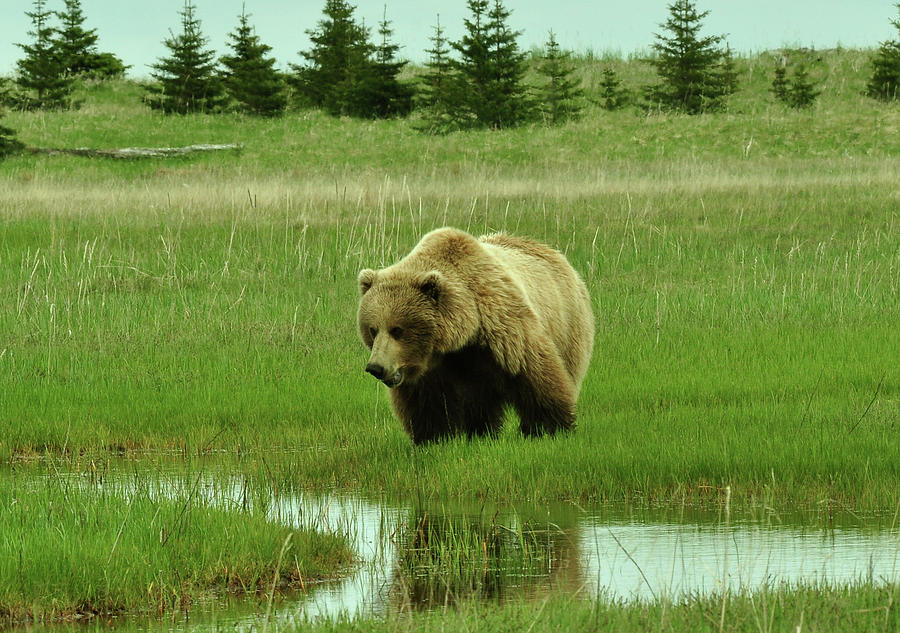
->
[6,585,897,632]
[289,584,900,633]
[0,461,354,625]
[390,509,561,609]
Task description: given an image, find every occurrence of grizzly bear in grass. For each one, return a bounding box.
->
[357,227,594,444]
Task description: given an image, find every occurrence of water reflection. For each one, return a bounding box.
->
[386,510,580,609]
[581,519,900,601]
[249,489,900,618]
[8,460,900,627]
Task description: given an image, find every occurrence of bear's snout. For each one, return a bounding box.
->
[365,362,404,388]
[365,362,385,380]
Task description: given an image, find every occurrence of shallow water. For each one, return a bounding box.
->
[9,460,900,628]
[275,497,900,616]
[580,516,899,601]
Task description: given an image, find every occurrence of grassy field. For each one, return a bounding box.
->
[0,460,354,624]
[307,586,900,633]
[9,586,897,632]
[1,48,899,628]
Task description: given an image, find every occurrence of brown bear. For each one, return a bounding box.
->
[357,227,594,444]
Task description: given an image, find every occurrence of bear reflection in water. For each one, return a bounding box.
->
[390,509,583,609]
[357,227,594,444]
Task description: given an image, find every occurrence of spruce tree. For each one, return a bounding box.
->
[483,0,531,126]
[646,0,736,113]
[598,67,628,110]
[417,15,461,132]
[220,5,287,116]
[54,0,126,78]
[867,3,900,100]
[772,52,820,109]
[717,44,739,95]
[451,0,531,128]
[535,31,583,123]
[771,63,789,102]
[786,63,819,108]
[54,0,97,75]
[0,78,11,106]
[449,0,490,127]
[15,0,73,109]
[291,0,372,116]
[0,110,24,158]
[354,9,414,117]
[147,1,223,114]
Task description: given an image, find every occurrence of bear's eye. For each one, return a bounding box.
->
[369,327,377,339]
[389,327,403,340]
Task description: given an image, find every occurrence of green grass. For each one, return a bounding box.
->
[25,586,898,632]
[2,56,899,511]
[0,47,899,631]
[389,509,559,609]
[1,49,898,507]
[0,52,900,509]
[298,586,900,633]
[0,462,354,625]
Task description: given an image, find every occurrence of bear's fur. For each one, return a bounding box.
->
[357,227,594,444]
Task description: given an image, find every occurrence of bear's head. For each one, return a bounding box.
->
[356,267,477,388]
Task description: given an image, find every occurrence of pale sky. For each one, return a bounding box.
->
[1,1,897,77]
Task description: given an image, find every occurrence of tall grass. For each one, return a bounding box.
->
[0,49,898,511]
[390,509,561,609]
[295,585,899,633]
[0,462,354,625]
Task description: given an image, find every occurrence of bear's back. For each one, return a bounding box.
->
[479,232,594,392]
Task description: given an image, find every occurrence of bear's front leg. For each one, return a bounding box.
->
[390,383,460,444]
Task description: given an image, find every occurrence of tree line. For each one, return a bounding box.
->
[4,0,126,109]
[2,0,900,155]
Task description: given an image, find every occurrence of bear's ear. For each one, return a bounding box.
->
[358,269,377,295]
[418,270,443,302]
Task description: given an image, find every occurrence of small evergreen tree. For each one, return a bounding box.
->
[772,53,820,109]
[15,0,74,109]
[535,31,583,123]
[54,0,97,75]
[646,0,736,113]
[786,62,819,108]
[147,0,223,114]
[717,44,739,95]
[483,0,531,127]
[0,109,24,158]
[220,5,287,116]
[598,67,628,110]
[291,0,372,116]
[867,3,900,100]
[291,1,411,119]
[448,0,490,128]
[451,0,531,129]
[54,0,127,78]
[417,15,461,132]
[90,53,128,78]
[0,78,12,106]
[771,63,789,102]
[355,8,414,117]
